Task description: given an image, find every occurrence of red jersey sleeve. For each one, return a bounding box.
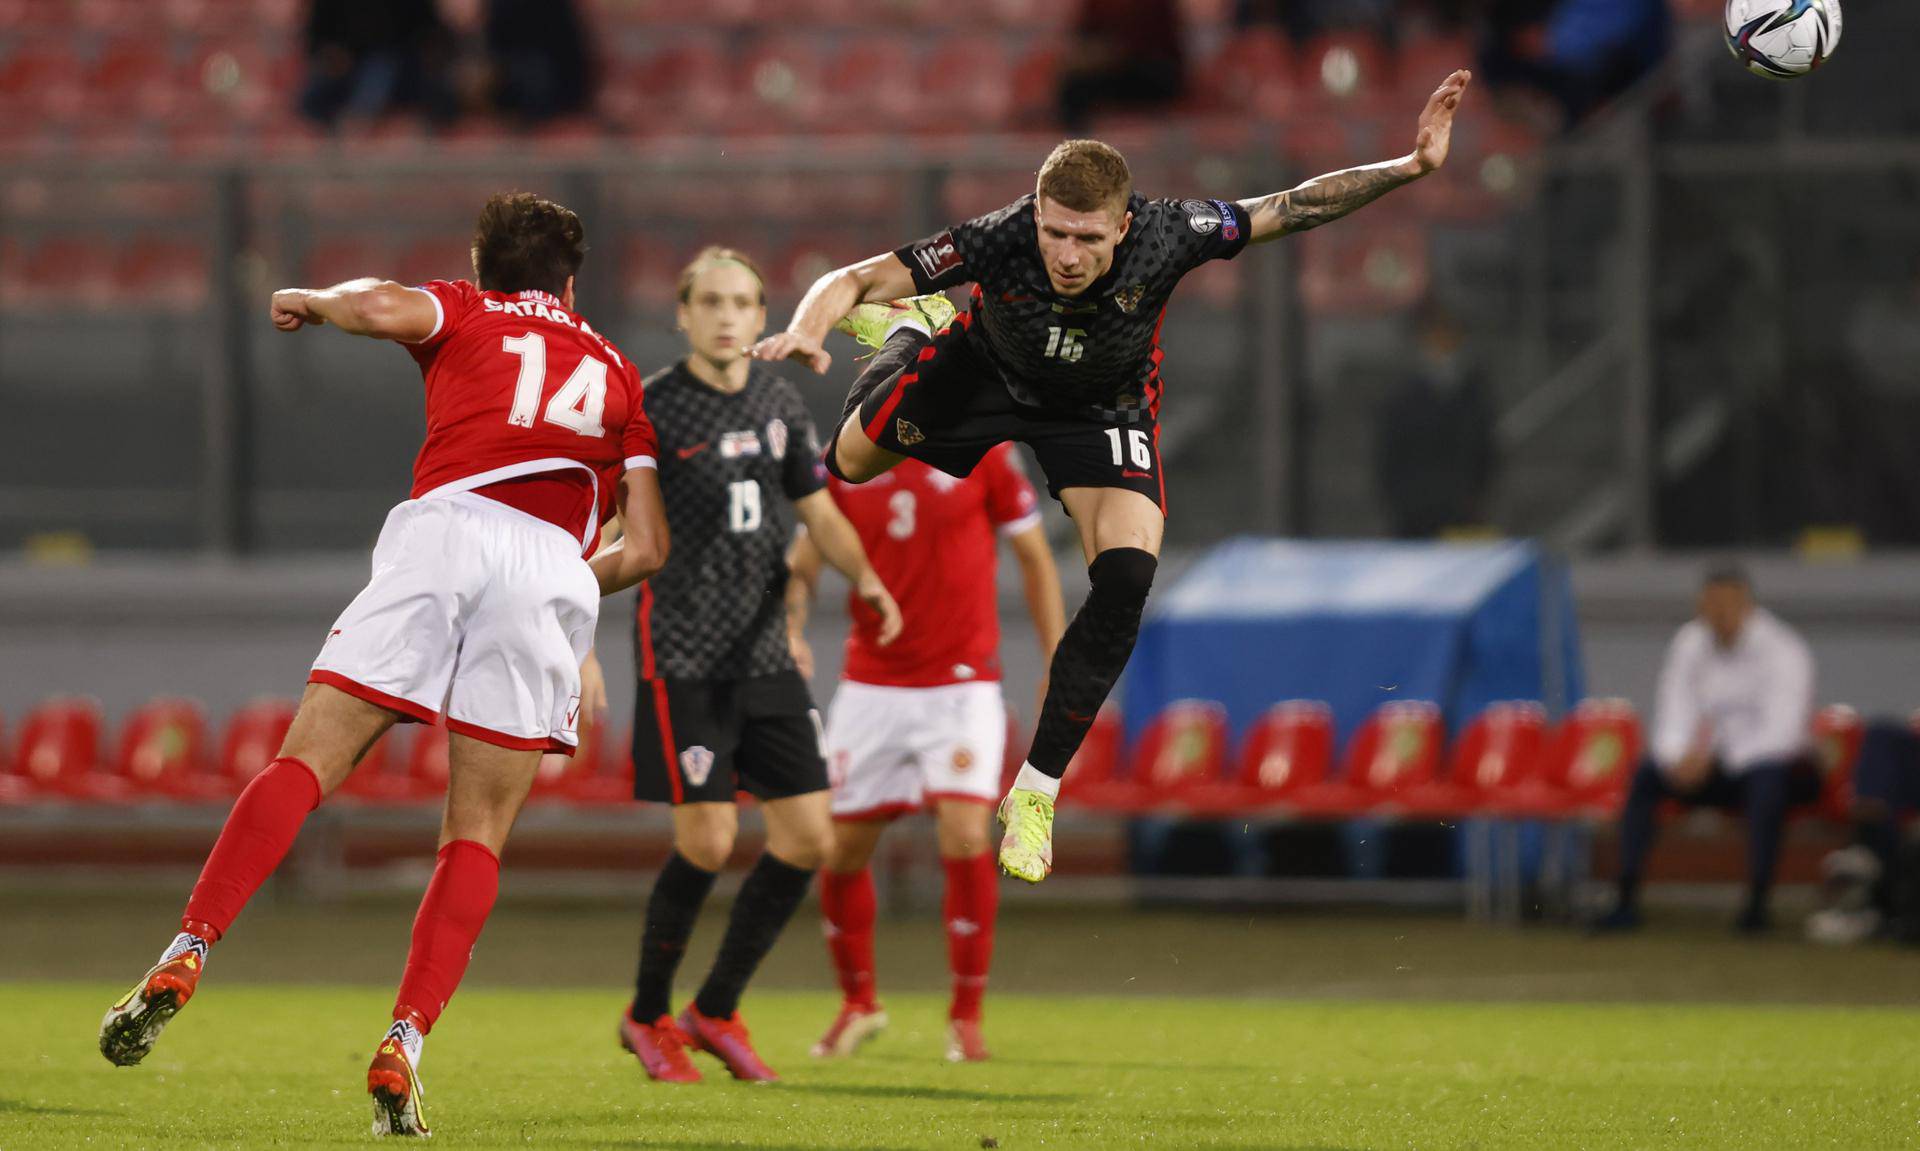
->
[981,444,1042,534]
[405,279,480,360]
[621,366,659,470]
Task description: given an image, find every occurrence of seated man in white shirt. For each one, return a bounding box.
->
[1594,565,1822,935]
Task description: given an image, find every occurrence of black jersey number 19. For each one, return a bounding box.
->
[727,480,762,533]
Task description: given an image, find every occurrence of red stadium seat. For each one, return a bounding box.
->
[81,39,181,124]
[117,238,210,310]
[1198,29,1298,121]
[820,35,921,128]
[920,37,1016,130]
[1054,705,1122,807]
[567,726,635,805]
[601,40,731,130]
[0,47,85,124]
[114,697,216,798]
[338,728,416,802]
[12,698,111,799]
[531,719,608,800]
[1811,704,1863,822]
[1296,32,1399,117]
[1498,698,1642,819]
[1184,700,1336,815]
[732,38,828,131]
[218,698,297,793]
[1298,224,1430,317]
[408,724,452,797]
[1291,700,1445,815]
[1077,700,1226,812]
[18,238,119,309]
[1007,45,1061,128]
[1394,701,1548,818]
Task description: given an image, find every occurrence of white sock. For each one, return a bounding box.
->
[1012,763,1061,801]
[884,315,931,342]
[159,930,209,969]
[384,1018,426,1069]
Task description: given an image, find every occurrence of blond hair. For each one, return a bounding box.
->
[1036,139,1133,215]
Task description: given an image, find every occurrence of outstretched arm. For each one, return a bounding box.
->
[749,252,921,375]
[269,278,440,341]
[1239,70,1471,244]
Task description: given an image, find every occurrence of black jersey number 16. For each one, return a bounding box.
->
[1044,326,1087,364]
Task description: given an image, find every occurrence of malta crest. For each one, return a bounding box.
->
[896,419,926,446]
[1114,283,1146,314]
[679,745,715,788]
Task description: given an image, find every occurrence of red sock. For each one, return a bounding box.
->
[393,839,500,1034]
[943,852,998,1022]
[819,868,877,1009]
[182,757,323,940]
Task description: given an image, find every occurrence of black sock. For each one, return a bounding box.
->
[1027,547,1158,777]
[632,852,717,1023]
[692,852,815,1019]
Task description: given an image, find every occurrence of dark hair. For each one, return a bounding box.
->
[471,192,585,297]
[1036,139,1133,216]
[1703,561,1752,590]
[677,246,766,305]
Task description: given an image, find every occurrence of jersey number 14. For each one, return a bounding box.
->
[502,332,607,436]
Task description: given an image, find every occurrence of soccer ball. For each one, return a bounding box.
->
[1724,0,1842,79]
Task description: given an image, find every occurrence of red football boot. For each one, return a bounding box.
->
[677,1005,779,1082]
[945,1018,991,1063]
[367,1017,431,1137]
[99,933,209,1066]
[618,1010,703,1083]
[810,1001,889,1058]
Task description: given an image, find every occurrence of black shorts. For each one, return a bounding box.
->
[851,324,1166,510]
[632,670,829,806]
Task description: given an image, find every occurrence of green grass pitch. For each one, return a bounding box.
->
[3,983,1915,1150]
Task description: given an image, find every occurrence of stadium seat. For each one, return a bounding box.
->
[1183,699,1336,816]
[1298,223,1430,317]
[920,37,1016,131]
[114,697,216,798]
[1811,704,1863,823]
[602,40,731,130]
[1295,32,1399,118]
[1394,701,1548,818]
[117,238,210,310]
[337,728,416,802]
[732,38,828,131]
[11,698,111,799]
[1078,699,1226,813]
[1053,705,1122,808]
[530,719,607,801]
[1497,698,1642,819]
[1198,29,1298,121]
[1290,700,1445,815]
[217,698,297,794]
[408,724,452,798]
[820,35,920,128]
[566,726,635,805]
[1007,45,1061,128]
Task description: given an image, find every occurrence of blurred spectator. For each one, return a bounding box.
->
[482,0,594,124]
[1593,565,1820,935]
[1372,302,1494,538]
[1057,0,1187,131]
[300,0,457,127]
[1234,0,1397,43]
[1479,0,1671,127]
[1807,719,1920,946]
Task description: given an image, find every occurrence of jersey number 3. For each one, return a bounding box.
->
[502,332,607,437]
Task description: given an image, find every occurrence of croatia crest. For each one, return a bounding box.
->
[679,745,715,787]
[766,418,789,460]
[1114,283,1146,314]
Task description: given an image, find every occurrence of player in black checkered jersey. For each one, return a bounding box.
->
[616,248,901,1085]
[755,71,1472,884]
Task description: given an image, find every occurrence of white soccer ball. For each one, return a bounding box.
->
[1724,0,1842,79]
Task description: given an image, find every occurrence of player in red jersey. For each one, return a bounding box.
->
[786,438,1065,1062]
[97,193,669,1138]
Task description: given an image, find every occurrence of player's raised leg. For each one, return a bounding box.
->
[825,293,955,484]
[100,683,395,1067]
[814,817,889,1058]
[935,798,999,1061]
[678,791,829,1082]
[1001,486,1164,883]
[368,731,535,1137]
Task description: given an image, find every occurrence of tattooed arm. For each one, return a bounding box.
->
[1239,70,1472,244]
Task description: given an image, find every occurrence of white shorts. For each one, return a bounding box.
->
[310,492,599,753]
[825,680,1007,819]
